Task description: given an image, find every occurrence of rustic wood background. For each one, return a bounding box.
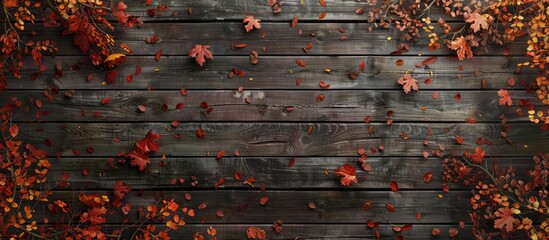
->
[6,0,547,239]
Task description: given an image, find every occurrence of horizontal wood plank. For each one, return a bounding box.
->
[6,90,533,122]
[94,223,474,240]
[123,0,459,22]
[36,190,471,224]
[22,22,525,56]
[6,56,531,90]
[18,122,545,157]
[50,156,533,190]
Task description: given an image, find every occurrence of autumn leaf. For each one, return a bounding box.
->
[247,226,266,239]
[243,16,261,32]
[390,181,398,192]
[494,207,515,232]
[421,56,437,66]
[112,1,129,24]
[498,89,513,106]
[472,147,485,163]
[466,13,489,33]
[9,124,18,138]
[113,180,131,200]
[80,206,107,225]
[397,74,419,94]
[449,36,473,60]
[104,53,126,68]
[335,163,358,186]
[136,130,161,153]
[129,148,151,172]
[189,44,214,66]
[3,0,18,8]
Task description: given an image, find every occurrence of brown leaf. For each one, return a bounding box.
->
[296,59,306,67]
[421,56,438,66]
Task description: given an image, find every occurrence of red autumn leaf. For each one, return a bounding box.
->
[243,16,261,32]
[196,128,205,138]
[234,171,242,180]
[466,13,489,33]
[155,49,162,61]
[335,163,358,186]
[216,150,226,159]
[359,61,365,72]
[189,44,214,66]
[137,105,146,112]
[449,36,473,60]
[136,130,160,153]
[397,74,419,94]
[423,172,433,183]
[288,158,295,168]
[494,207,515,232]
[308,201,316,209]
[319,0,326,7]
[112,1,129,24]
[113,180,131,200]
[268,0,276,6]
[385,203,396,212]
[128,148,150,172]
[145,0,152,5]
[259,196,269,206]
[9,124,18,138]
[421,56,437,66]
[390,181,398,192]
[216,209,224,218]
[472,147,485,163]
[247,226,266,240]
[367,219,380,228]
[101,97,110,105]
[135,65,142,76]
[498,89,513,106]
[318,11,326,19]
[295,59,306,67]
[80,206,107,225]
[291,16,298,28]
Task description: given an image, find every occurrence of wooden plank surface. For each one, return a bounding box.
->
[96,224,474,240]
[6,90,532,122]
[35,190,471,224]
[23,22,526,56]
[19,122,544,157]
[49,156,533,190]
[6,56,530,90]
[122,0,459,22]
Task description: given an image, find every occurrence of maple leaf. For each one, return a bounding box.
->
[129,148,151,172]
[246,226,266,240]
[498,89,513,106]
[243,16,261,32]
[79,193,108,207]
[113,180,131,200]
[471,147,485,163]
[80,206,107,225]
[136,130,161,153]
[189,44,214,66]
[494,207,515,232]
[397,74,419,94]
[449,36,473,60]
[112,1,129,24]
[335,163,358,186]
[466,13,489,33]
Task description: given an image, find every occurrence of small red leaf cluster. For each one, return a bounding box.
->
[126,130,161,172]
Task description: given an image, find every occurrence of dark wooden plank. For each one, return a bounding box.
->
[49,156,533,190]
[97,223,474,240]
[6,56,531,90]
[34,190,471,224]
[123,0,459,22]
[23,22,525,56]
[6,90,534,122]
[18,122,546,157]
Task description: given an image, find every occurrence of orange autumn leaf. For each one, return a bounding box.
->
[449,36,473,60]
[466,13,489,33]
[189,44,213,66]
[335,163,358,186]
[397,74,419,94]
[494,207,515,232]
[243,16,261,32]
[104,53,126,68]
[247,226,266,240]
[472,147,485,163]
[3,0,17,8]
[498,89,513,106]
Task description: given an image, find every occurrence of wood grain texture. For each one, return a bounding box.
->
[22,22,526,56]
[6,90,534,122]
[19,122,545,157]
[95,224,475,240]
[49,157,534,190]
[35,190,471,224]
[122,0,459,22]
[6,56,531,90]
